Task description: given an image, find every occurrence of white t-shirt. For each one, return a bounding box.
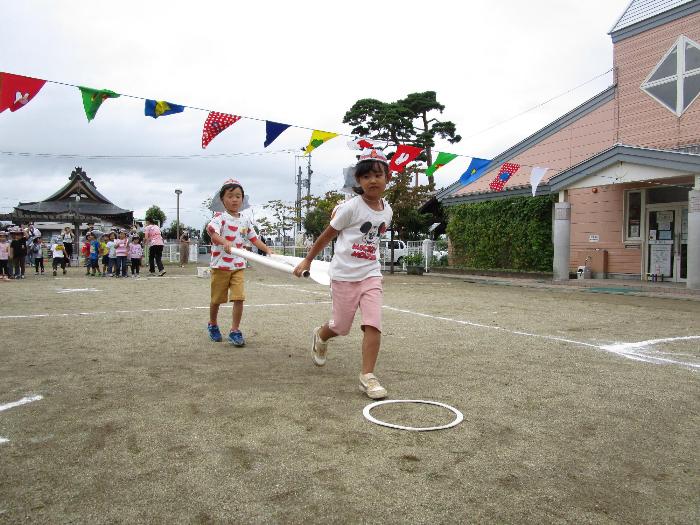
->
[207,211,259,271]
[51,242,65,258]
[107,240,116,258]
[329,196,392,282]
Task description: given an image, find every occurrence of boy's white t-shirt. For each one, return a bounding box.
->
[329,196,392,282]
[51,243,64,258]
[207,211,259,271]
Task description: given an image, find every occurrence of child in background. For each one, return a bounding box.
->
[88,233,100,276]
[129,235,143,278]
[293,149,393,399]
[81,236,91,275]
[0,231,10,280]
[10,229,27,279]
[51,238,66,276]
[106,233,117,277]
[206,179,272,346]
[114,230,129,278]
[30,237,44,275]
[98,233,109,277]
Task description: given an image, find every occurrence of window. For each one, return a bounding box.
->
[641,36,700,116]
[624,190,643,242]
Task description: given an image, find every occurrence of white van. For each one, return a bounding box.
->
[379,239,407,265]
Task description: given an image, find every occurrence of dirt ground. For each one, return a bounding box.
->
[1,264,698,524]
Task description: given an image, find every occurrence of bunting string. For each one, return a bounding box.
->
[0,69,617,185]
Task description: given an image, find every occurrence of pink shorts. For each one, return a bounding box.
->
[328,276,383,336]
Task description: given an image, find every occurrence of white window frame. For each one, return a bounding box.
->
[623,189,645,244]
[640,35,700,117]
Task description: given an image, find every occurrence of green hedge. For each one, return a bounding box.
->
[446,196,554,271]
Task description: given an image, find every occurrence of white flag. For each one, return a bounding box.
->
[530,167,548,196]
[347,137,378,150]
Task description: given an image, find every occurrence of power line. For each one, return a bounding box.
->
[0,149,297,160]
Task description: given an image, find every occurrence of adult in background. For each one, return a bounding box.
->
[144,218,166,276]
[179,232,190,268]
[61,226,74,266]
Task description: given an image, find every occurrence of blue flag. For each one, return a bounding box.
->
[145,99,185,118]
[459,157,492,185]
[264,121,291,148]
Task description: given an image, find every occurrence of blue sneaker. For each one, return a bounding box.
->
[207,323,222,342]
[228,330,245,347]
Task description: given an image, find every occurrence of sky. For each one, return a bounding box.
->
[0,0,630,231]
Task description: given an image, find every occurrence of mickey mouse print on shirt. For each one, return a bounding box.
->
[207,211,259,271]
[351,221,387,261]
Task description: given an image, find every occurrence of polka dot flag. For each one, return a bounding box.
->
[488,162,520,191]
[202,112,241,149]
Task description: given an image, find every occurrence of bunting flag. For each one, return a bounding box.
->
[201,112,241,149]
[0,73,46,113]
[144,99,185,118]
[488,162,521,192]
[79,87,120,122]
[530,167,548,196]
[347,137,378,150]
[459,157,491,185]
[264,121,291,148]
[426,152,458,178]
[389,144,423,173]
[305,130,338,154]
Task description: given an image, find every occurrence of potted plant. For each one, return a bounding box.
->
[403,252,424,275]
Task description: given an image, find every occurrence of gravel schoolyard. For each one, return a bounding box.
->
[1,265,699,524]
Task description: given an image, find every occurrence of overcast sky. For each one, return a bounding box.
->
[0,0,629,230]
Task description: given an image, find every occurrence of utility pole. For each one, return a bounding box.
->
[304,155,312,212]
[294,154,313,236]
[175,189,182,240]
[295,164,303,232]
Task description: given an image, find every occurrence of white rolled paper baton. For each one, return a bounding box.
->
[226,247,330,285]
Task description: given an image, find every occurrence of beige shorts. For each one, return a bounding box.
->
[210,268,245,304]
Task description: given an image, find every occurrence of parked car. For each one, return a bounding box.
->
[379,239,407,265]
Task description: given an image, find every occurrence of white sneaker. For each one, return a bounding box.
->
[311,326,328,366]
[359,373,387,399]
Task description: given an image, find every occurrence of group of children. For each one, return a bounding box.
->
[82,230,145,278]
[0,228,71,280]
[207,148,393,399]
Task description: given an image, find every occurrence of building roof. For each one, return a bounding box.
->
[4,167,133,223]
[436,85,616,205]
[609,0,700,42]
[547,144,700,191]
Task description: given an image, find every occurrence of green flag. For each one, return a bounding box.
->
[79,86,120,122]
[426,152,458,178]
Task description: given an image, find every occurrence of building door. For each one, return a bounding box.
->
[646,205,687,282]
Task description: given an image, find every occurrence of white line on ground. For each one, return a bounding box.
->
[0,301,331,320]
[56,288,101,293]
[0,394,43,413]
[0,437,9,444]
[256,283,330,296]
[383,305,700,370]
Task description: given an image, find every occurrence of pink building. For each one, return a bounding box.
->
[437,0,700,289]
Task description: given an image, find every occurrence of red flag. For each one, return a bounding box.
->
[488,162,521,191]
[389,145,423,173]
[202,112,241,149]
[0,73,46,113]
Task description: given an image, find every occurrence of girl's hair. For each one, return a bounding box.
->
[220,183,244,200]
[352,160,389,195]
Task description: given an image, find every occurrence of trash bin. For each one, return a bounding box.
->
[577,266,592,279]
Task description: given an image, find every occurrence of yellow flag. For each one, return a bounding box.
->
[304,130,338,155]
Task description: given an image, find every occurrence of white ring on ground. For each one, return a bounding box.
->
[363,399,464,431]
